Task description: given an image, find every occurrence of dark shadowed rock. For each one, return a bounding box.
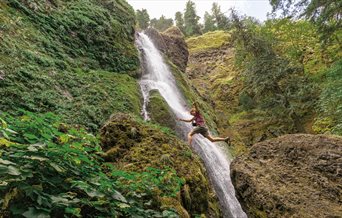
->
[145,27,189,72]
[145,28,168,54]
[231,134,342,218]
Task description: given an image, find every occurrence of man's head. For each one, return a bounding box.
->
[190,108,196,116]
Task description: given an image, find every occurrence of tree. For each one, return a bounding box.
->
[203,11,215,33]
[136,9,150,30]
[230,10,316,128]
[184,0,201,36]
[270,0,341,43]
[150,15,173,32]
[211,3,230,30]
[175,11,185,33]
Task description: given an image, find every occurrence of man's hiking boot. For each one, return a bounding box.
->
[224,137,231,146]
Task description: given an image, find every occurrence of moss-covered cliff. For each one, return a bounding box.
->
[0,0,140,131]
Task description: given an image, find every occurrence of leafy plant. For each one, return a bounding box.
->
[314,60,342,135]
[0,111,180,217]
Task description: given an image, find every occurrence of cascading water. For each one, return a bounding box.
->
[136,32,247,218]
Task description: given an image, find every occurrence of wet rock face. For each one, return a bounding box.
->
[147,90,178,131]
[231,134,342,218]
[100,113,221,217]
[145,27,189,72]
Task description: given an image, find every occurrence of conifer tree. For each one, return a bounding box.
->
[136,9,150,30]
[175,11,185,33]
[203,11,216,33]
[184,0,201,36]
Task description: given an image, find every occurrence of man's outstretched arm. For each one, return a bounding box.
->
[178,117,194,122]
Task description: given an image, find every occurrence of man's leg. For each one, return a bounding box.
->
[188,131,195,145]
[206,134,229,143]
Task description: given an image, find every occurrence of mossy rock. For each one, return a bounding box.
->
[100,113,222,217]
[147,90,177,131]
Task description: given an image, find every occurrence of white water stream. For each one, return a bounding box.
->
[136,33,247,218]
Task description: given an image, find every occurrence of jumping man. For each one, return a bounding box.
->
[178,102,230,145]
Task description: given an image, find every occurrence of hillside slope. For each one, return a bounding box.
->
[0,0,140,131]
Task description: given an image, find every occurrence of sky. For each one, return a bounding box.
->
[127,0,273,22]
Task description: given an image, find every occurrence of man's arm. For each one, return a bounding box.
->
[178,117,195,122]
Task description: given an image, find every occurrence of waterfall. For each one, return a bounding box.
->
[136,32,247,218]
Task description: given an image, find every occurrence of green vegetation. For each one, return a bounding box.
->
[150,15,174,32]
[147,90,177,131]
[184,0,201,36]
[186,31,230,53]
[175,11,185,34]
[136,9,150,30]
[0,0,140,131]
[0,111,182,217]
[100,113,221,216]
[314,60,342,135]
[270,0,342,43]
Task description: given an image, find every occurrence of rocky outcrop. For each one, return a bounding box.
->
[100,113,221,217]
[147,90,178,131]
[145,27,189,72]
[231,134,342,218]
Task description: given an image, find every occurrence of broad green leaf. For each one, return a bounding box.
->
[7,166,21,176]
[0,138,12,147]
[112,190,127,203]
[117,203,130,209]
[25,156,48,162]
[0,158,16,165]
[50,163,64,173]
[23,133,38,140]
[0,118,8,129]
[65,207,81,217]
[22,207,50,218]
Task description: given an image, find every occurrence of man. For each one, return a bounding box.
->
[178,102,230,145]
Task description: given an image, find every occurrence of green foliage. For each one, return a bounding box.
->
[184,0,201,36]
[270,0,342,44]
[211,2,231,30]
[231,11,317,131]
[150,15,173,32]
[175,11,185,34]
[0,0,141,131]
[136,9,150,30]
[0,112,181,217]
[261,19,339,73]
[203,12,216,33]
[315,60,342,135]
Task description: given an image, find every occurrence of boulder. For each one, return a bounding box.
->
[147,90,177,131]
[231,134,342,217]
[100,113,221,217]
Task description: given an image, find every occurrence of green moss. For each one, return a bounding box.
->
[229,111,248,125]
[0,0,141,131]
[100,113,222,216]
[147,90,177,130]
[186,31,231,53]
